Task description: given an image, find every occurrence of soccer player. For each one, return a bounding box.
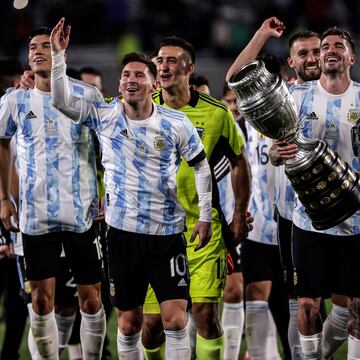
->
[234,18,349,359]
[226,18,334,359]
[50,17,213,360]
[0,26,106,360]
[0,57,29,360]
[263,25,360,359]
[272,30,325,360]
[141,36,251,360]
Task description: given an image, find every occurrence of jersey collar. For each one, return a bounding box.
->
[158,87,200,108]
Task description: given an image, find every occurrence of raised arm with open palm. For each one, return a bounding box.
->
[50,17,71,53]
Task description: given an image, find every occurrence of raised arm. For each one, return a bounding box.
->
[225,17,285,81]
[50,17,84,122]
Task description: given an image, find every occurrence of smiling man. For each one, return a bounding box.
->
[0,27,106,360]
[141,36,251,360]
[50,18,213,360]
[270,26,360,359]
[287,31,321,84]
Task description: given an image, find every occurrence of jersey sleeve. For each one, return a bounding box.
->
[0,91,17,139]
[177,114,205,163]
[51,50,101,131]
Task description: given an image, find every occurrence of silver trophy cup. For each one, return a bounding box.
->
[228,60,360,230]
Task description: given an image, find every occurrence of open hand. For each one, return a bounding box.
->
[0,243,14,260]
[230,211,254,245]
[50,17,71,53]
[190,221,212,252]
[17,70,35,90]
[0,199,19,232]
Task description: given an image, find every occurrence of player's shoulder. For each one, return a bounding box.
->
[152,89,162,104]
[288,80,317,92]
[351,80,360,90]
[1,87,29,104]
[156,103,187,122]
[197,92,229,113]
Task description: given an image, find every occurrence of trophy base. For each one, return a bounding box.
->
[285,140,360,230]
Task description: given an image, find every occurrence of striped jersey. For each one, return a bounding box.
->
[274,166,295,221]
[152,88,244,231]
[274,82,297,221]
[289,80,360,235]
[0,79,102,235]
[79,98,204,235]
[246,124,277,245]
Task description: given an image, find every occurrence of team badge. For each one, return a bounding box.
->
[154,136,167,151]
[45,118,58,137]
[347,109,360,125]
[257,132,265,140]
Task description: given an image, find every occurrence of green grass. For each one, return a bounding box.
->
[0,300,348,359]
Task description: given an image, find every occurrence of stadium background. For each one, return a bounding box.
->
[1,0,359,98]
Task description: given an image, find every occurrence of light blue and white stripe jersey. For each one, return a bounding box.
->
[246,124,277,245]
[78,98,204,235]
[289,80,360,235]
[274,82,297,221]
[274,166,294,221]
[0,80,102,235]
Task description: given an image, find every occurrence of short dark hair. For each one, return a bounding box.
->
[288,30,320,51]
[29,27,52,42]
[80,66,102,77]
[222,82,232,97]
[258,53,286,75]
[189,73,209,87]
[159,36,196,64]
[122,52,157,79]
[321,26,355,54]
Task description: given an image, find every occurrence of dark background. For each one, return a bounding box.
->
[1,0,359,98]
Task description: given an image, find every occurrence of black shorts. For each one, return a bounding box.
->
[22,226,104,284]
[17,256,78,307]
[229,243,242,273]
[241,239,283,286]
[293,225,360,298]
[277,214,295,295]
[107,227,189,311]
